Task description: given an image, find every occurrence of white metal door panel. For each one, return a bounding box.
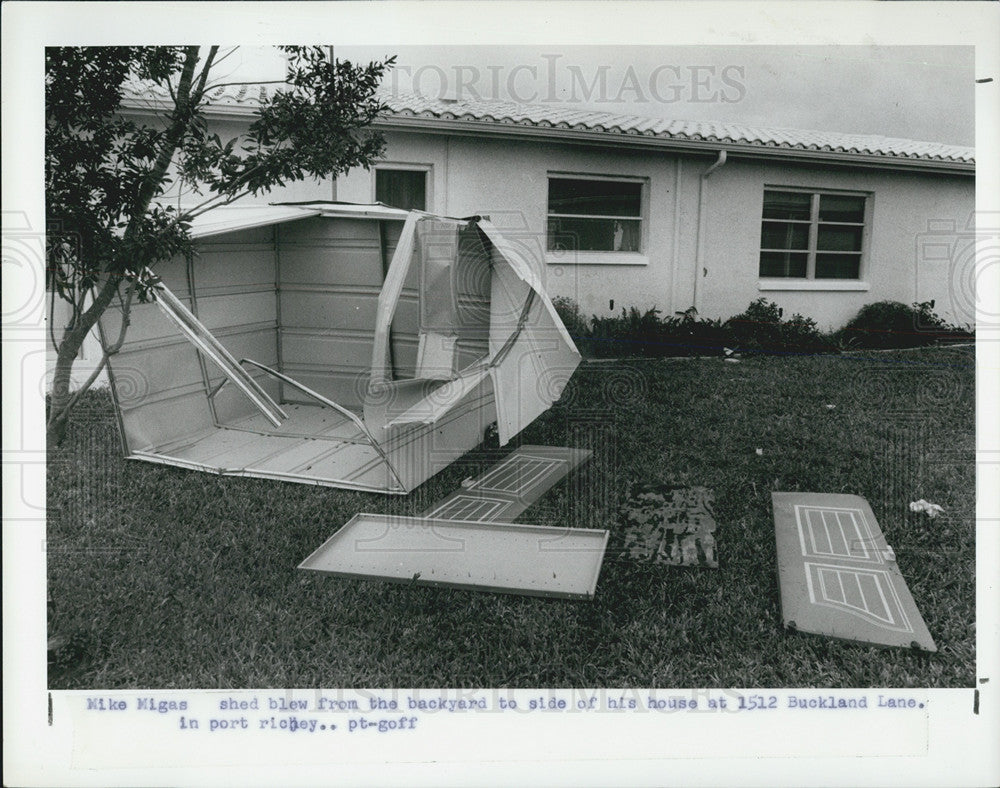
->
[773,492,936,651]
[299,513,609,600]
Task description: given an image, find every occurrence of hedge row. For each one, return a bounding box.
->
[553,297,974,359]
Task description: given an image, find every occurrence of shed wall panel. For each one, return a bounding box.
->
[275,217,406,409]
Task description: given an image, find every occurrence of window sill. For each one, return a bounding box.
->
[758,279,870,292]
[545,251,648,266]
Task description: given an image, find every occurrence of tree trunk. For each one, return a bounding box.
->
[46,272,122,446]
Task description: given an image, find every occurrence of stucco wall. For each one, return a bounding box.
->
[339,129,974,331]
[153,115,336,206]
[51,123,973,395]
[696,160,973,329]
[339,131,695,320]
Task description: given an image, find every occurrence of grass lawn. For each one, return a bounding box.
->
[47,345,975,688]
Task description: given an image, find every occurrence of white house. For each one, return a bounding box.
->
[337,92,975,329]
[157,85,974,328]
[55,82,976,389]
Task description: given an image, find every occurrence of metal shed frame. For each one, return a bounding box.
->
[99,202,581,494]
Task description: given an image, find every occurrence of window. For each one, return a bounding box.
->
[376,168,427,211]
[759,189,868,280]
[547,176,643,253]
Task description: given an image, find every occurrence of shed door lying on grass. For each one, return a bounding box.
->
[299,513,609,600]
[419,445,592,523]
[300,445,605,599]
[772,492,936,651]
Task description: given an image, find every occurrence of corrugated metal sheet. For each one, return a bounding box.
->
[480,219,581,445]
[277,215,404,410]
[188,206,322,238]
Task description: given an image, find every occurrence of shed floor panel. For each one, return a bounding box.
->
[135,402,397,491]
[230,404,365,442]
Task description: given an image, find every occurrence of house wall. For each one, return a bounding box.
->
[338,131,691,320]
[339,130,974,330]
[150,114,337,206]
[697,160,973,328]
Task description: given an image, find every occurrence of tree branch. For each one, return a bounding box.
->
[191,46,220,104]
[177,140,292,221]
[55,355,108,426]
[105,276,137,356]
[124,46,200,243]
[48,281,60,353]
[183,188,255,220]
[210,47,240,70]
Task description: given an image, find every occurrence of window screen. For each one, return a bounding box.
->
[759,190,867,280]
[547,177,643,253]
[376,169,427,212]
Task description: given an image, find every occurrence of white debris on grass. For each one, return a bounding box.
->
[909,499,945,518]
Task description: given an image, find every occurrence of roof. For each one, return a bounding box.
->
[188,205,321,238]
[186,202,407,239]
[122,82,974,173]
[380,92,974,172]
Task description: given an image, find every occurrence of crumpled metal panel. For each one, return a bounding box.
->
[773,492,937,651]
[620,484,718,568]
[102,205,581,495]
[479,220,582,445]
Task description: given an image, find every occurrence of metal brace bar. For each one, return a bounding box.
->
[490,289,536,369]
[207,377,228,400]
[239,358,407,492]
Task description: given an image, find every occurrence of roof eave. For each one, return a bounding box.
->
[115,98,975,175]
[120,99,260,120]
[376,116,975,175]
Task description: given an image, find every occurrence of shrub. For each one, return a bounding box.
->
[585,306,737,358]
[725,298,836,355]
[590,306,667,357]
[552,295,972,360]
[835,300,974,350]
[552,296,591,342]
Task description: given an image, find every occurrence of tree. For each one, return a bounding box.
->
[45,46,393,444]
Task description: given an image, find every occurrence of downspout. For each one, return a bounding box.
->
[670,158,682,315]
[693,149,728,314]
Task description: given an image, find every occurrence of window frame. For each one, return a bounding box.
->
[544,172,649,265]
[372,163,433,212]
[757,186,873,290]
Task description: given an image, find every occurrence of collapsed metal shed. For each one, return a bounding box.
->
[99,203,581,494]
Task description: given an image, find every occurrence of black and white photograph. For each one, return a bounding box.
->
[4,2,999,785]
